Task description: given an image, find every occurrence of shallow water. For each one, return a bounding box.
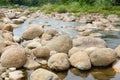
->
[13,18,120,80]
[13,18,83,37]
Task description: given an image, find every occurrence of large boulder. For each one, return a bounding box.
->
[73,37,107,50]
[48,53,70,71]
[69,51,91,70]
[32,46,50,58]
[90,48,117,66]
[1,46,26,68]
[30,68,60,80]
[115,45,120,57]
[22,24,44,40]
[45,35,72,53]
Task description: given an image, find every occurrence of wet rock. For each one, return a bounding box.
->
[69,51,91,70]
[24,58,40,70]
[91,67,116,80]
[48,53,70,71]
[1,46,26,68]
[33,46,50,58]
[73,37,107,50]
[70,68,89,78]
[90,48,117,66]
[115,45,120,57]
[9,70,24,80]
[22,24,44,40]
[30,68,60,80]
[45,35,73,53]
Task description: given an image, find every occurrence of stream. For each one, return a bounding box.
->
[13,18,120,80]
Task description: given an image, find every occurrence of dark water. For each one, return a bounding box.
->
[13,18,120,80]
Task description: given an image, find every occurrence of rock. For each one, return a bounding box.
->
[73,37,107,50]
[33,46,50,58]
[48,53,70,71]
[0,23,5,30]
[0,12,5,18]
[0,64,6,75]
[50,50,57,56]
[7,12,16,19]
[12,18,24,24]
[13,36,21,42]
[45,35,73,53]
[26,41,41,49]
[89,33,102,37]
[24,58,40,70]
[1,72,7,78]
[112,59,120,72]
[84,47,98,55]
[115,45,120,57]
[41,33,52,40]
[90,48,117,66]
[2,24,14,31]
[69,51,91,70]
[0,40,6,55]
[9,70,24,80]
[1,46,26,68]
[45,29,58,36]
[22,24,44,40]
[9,67,16,72]
[68,47,80,57]
[30,68,60,80]
[2,32,13,41]
[3,17,12,23]
[107,14,120,22]
[91,67,116,80]
[19,16,27,21]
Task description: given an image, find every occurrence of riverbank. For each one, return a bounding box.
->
[0,8,120,80]
[29,3,120,16]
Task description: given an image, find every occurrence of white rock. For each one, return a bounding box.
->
[9,70,24,80]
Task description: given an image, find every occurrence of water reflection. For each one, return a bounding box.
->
[64,67,117,80]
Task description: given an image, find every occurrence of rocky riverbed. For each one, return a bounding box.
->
[0,8,120,80]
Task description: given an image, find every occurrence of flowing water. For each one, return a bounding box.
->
[13,18,120,80]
